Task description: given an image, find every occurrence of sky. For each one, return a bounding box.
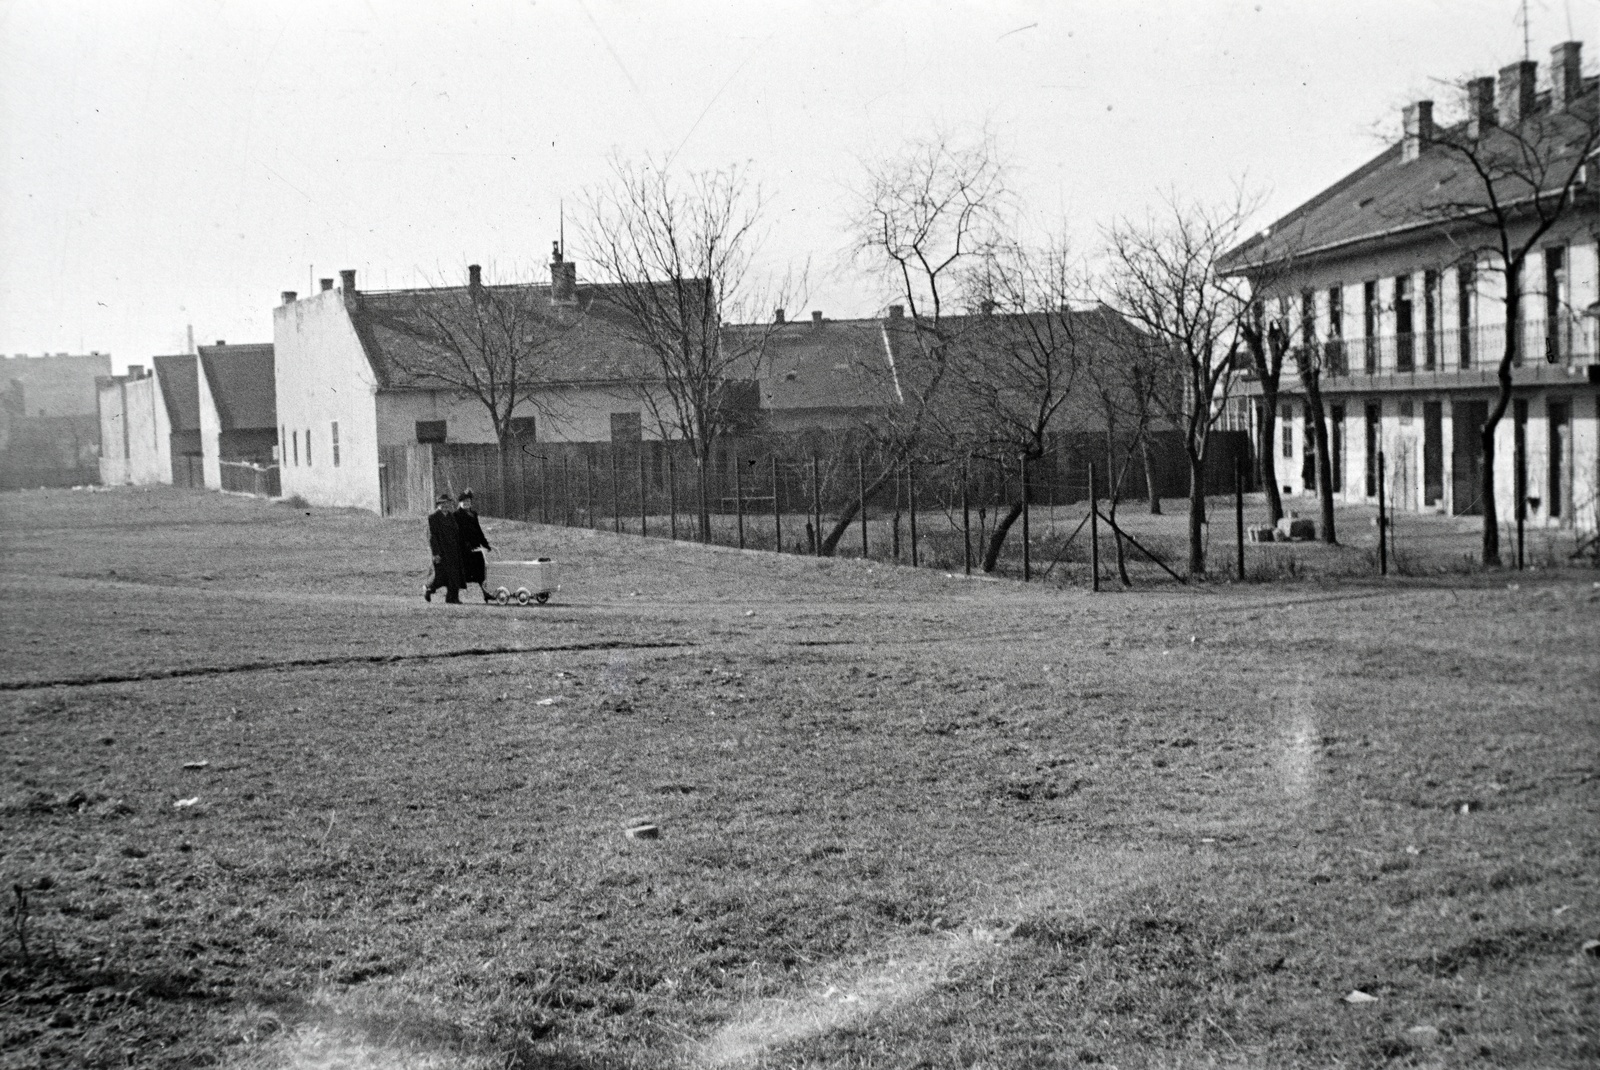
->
[2,0,1596,371]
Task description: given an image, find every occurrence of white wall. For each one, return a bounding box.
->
[196,358,222,490]
[273,290,383,512]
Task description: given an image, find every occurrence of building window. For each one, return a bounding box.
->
[1508,260,1524,366]
[1299,288,1316,348]
[292,430,299,466]
[1326,285,1345,374]
[1423,270,1439,370]
[609,411,643,443]
[1545,246,1567,363]
[1363,280,1379,374]
[305,428,312,467]
[1399,399,1414,423]
[1364,402,1380,497]
[1394,275,1414,373]
[1548,400,1569,518]
[331,422,340,467]
[1457,262,1475,368]
[508,416,538,441]
[415,420,447,444]
[1282,406,1294,459]
[1330,404,1345,493]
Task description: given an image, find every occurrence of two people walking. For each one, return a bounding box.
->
[425,489,493,603]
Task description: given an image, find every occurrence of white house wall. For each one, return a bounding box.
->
[375,383,673,447]
[196,358,222,490]
[273,290,384,512]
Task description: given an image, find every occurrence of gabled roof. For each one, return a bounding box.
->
[1221,75,1598,273]
[196,343,276,430]
[730,318,899,411]
[151,354,200,433]
[347,282,668,389]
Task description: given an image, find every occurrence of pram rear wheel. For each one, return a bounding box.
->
[516,588,531,605]
[495,586,510,606]
[535,591,550,605]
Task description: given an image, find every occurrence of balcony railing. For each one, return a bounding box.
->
[1304,317,1595,380]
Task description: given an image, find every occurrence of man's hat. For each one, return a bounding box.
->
[458,488,474,501]
[435,493,454,505]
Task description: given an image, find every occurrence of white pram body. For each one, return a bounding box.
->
[487,557,559,605]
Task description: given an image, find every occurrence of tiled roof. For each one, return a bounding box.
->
[733,318,899,411]
[1221,78,1598,272]
[349,283,667,389]
[196,344,276,430]
[151,354,200,433]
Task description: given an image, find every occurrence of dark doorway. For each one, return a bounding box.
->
[1395,275,1415,372]
[1548,400,1569,519]
[1423,401,1443,506]
[1451,399,1486,516]
[1330,404,1345,492]
[1364,402,1380,497]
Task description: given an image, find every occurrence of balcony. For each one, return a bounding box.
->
[1279,317,1597,391]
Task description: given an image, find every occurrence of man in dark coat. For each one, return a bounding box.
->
[424,493,464,603]
[454,489,494,603]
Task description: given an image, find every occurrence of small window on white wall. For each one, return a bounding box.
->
[331,422,340,467]
[305,428,312,467]
[292,430,299,466]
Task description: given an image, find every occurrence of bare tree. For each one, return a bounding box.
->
[579,155,796,541]
[955,236,1102,570]
[371,264,576,494]
[1237,303,1289,526]
[824,134,1009,555]
[1290,308,1339,544]
[1420,74,1599,565]
[1102,193,1257,576]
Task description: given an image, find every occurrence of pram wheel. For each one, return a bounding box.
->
[535,592,550,605]
[516,588,531,605]
[495,586,510,606]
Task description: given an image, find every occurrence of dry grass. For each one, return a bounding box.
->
[1,485,1597,1069]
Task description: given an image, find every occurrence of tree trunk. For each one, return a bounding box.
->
[1141,435,1161,514]
[1257,394,1283,526]
[820,461,898,556]
[1187,453,1207,576]
[981,500,1023,572]
[1296,363,1338,545]
[1480,288,1519,567]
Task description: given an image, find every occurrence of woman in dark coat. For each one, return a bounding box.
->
[454,489,494,602]
[425,493,465,603]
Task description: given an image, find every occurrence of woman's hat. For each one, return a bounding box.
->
[458,488,474,501]
[435,492,454,505]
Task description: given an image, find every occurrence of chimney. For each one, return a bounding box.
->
[1466,76,1497,138]
[468,264,482,287]
[281,291,297,306]
[550,241,576,304]
[773,308,785,323]
[1551,42,1582,112]
[888,304,904,320]
[339,268,357,294]
[215,340,225,347]
[320,278,334,292]
[127,364,144,379]
[1401,100,1433,162]
[1497,60,1537,128]
[811,310,823,325]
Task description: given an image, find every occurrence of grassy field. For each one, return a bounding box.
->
[1,485,1597,1069]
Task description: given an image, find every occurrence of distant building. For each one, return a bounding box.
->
[96,364,171,486]
[150,355,204,487]
[1,351,110,488]
[196,342,278,496]
[1221,41,1598,532]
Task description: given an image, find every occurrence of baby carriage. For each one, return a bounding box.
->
[486,556,560,606]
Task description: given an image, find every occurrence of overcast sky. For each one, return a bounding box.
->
[2,0,1596,370]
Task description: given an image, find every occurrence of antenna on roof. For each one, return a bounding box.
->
[1518,0,1530,63]
[559,200,565,260]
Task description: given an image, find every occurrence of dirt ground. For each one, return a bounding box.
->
[1,485,1597,1069]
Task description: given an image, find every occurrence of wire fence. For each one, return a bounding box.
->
[416,431,1253,584]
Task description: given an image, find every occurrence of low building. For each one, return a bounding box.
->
[96,364,171,485]
[196,342,278,496]
[151,354,204,487]
[1220,41,1598,534]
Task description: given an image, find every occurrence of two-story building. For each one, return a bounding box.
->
[1220,41,1598,535]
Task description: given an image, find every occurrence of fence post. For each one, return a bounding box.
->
[540,455,548,525]
[734,447,745,549]
[639,447,648,538]
[1377,450,1388,576]
[586,453,595,529]
[962,455,972,575]
[668,454,678,540]
[697,460,708,544]
[1021,453,1031,582]
[1090,460,1100,593]
[811,454,822,557]
[1234,454,1246,581]
[909,460,919,567]
[772,455,781,552]
[611,448,620,534]
[563,455,571,526]
[858,452,869,559]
